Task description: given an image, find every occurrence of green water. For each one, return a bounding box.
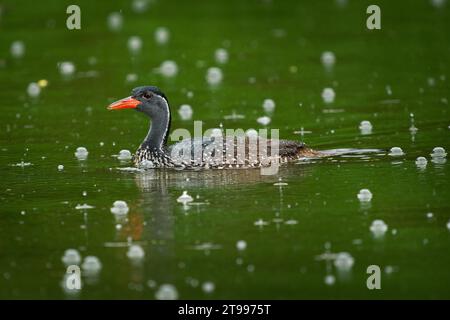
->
[1,0,449,299]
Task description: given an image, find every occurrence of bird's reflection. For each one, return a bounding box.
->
[115,165,314,296]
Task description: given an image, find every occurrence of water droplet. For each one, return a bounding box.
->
[117,149,132,161]
[27,82,41,98]
[206,67,223,85]
[324,274,335,286]
[74,147,88,160]
[257,116,271,126]
[388,147,405,156]
[127,245,145,260]
[177,191,193,204]
[62,249,81,266]
[214,48,228,64]
[262,99,276,113]
[321,51,335,68]
[357,189,373,202]
[370,219,388,237]
[415,156,428,168]
[321,88,335,104]
[10,41,25,58]
[333,252,354,271]
[178,104,193,120]
[110,200,129,215]
[107,12,123,31]
[127,36,142,53]
[81,256,102,274]
[160,60,178,77]
[155,284,178,300]
[58,61,76,76]
[236,240,247,251]
[359,120,372,135]
[154,27,170,45]
[431,147,446,158]
[202,281,215,294]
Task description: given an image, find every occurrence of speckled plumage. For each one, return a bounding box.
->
[112,86,318,170]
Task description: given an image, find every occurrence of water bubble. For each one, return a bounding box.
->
[321,88,335,104]
[81,256,102,274]
[154,27,170,45]
[370,219,388,237]
[214,48,229,64]
[107,12,123,31]
[262,99,276,113]
[160,60,178,77]
[27,82,41,98]
[127,245,145,260]
[10,41,25,58]
[415,156,428,168]
[177,191,193,204]
[236,240,247,251]
[202,281,215,294]
[357,189,372,202]
[110,200,129,215]
[62,249,81,265]
[206,67,223,85]
[431,147,446,158]
[333,252,354,271]
[178,104,193,120]
[447,220,450,231]
[257,116,271,126]
[426,212,434,219]
[388,147,405,156]
[324,274,335,286]
[74,147,88,160]
[117,149,132,161]
[359,120,372,135]
[59,61,76,76]
[321,51,335,68]
[57,164,64,171]
[128,36,142,53]
[155,284,178,300]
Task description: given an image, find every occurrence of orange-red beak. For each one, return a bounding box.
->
[107,96,140,110]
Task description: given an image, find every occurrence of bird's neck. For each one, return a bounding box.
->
[142,100,171,151]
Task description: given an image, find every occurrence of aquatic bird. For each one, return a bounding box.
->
[107,86,317,169]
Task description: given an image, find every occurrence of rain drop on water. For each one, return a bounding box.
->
[177,191,193,204]
[388,147,405,156]
[160,60,178,78]
[154,27,170,45]
[117,149,132,161]
[110,200,129,215]
[155,284,178,300]
[206,67,223,85]
[74,147,88,160]
[262,99,276,113]
[321,88,335,104]
[370,219,388,237]
[357,189,373,202]
[178,104,193,120]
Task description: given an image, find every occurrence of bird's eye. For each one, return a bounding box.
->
[143,92,153,99]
